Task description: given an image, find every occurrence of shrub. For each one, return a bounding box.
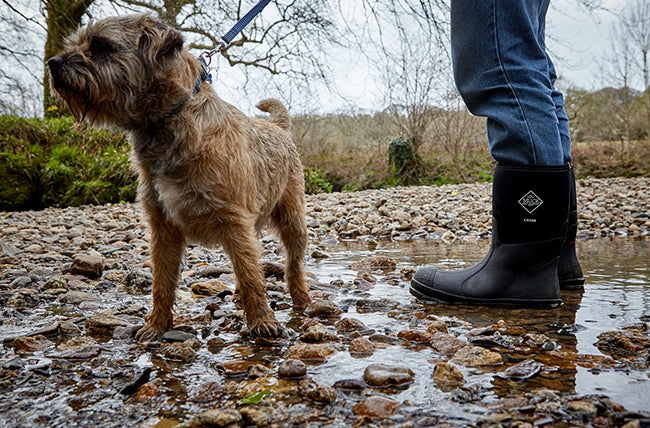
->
[0,115,135,211]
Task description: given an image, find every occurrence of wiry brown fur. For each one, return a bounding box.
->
[48,14,311,340]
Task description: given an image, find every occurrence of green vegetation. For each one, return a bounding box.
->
[0,115,136,211]
[1,113,649,212]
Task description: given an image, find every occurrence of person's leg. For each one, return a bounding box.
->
[451,0,564,165]
[410,0,573,305]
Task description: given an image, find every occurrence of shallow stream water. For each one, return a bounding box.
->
[308,237,650,416]
[1,236,648,427]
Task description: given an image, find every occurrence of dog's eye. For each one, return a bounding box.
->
[90,38,115,57]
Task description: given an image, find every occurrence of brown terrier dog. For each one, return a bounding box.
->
[48,14,311,340]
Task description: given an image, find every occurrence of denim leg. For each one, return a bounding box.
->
[451,0,566,165]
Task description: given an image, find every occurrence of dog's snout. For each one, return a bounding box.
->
[47,56,64,73]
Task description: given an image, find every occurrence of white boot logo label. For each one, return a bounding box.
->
[518,191,543,214]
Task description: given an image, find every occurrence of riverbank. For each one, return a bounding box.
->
[1,177,649,427]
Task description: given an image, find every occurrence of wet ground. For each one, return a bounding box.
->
[1,235,649,427]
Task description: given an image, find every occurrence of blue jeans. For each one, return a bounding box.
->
[451,0,571,165]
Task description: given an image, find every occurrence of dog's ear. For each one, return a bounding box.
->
[138,15,184,67]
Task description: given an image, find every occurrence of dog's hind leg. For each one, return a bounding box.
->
[221,217,282,337]
[272,182,311,311]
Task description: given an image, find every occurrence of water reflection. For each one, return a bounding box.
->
[309,236,650,413]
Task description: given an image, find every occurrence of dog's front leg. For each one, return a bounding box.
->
[136,212,186,342]
[222,220,282,337]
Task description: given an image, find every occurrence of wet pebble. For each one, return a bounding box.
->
[352,395,401,418]
[363,364,415,388]
[450,345,503,366]
[349,337,376,357]
[277,359,307,379]
[161,339,200,362]
[304,299,342,318]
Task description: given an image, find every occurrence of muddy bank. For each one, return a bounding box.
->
[1,177,649,427]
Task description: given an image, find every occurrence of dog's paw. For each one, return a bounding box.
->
[249,318,283,338]
[135,323,166,342]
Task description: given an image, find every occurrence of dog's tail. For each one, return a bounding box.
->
[256,98,290,131]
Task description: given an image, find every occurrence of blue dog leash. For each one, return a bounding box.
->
[166,0,271,117]
[200,0,273,70]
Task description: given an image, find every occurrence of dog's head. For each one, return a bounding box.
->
[48,14,193,127]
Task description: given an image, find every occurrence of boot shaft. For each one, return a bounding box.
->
[493,164,571,245]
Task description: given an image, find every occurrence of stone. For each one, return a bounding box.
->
[336,317,368,332]
[300,323,339,342]
[432,362,465,392]
[85,310,128,334]
[284,343,336,363]
[177,408,242,428]
[304,299,342,318]
[163,330,196,343]
[349,337,376,357]
[190,280,230,296]
[352,395,400,418]
[363,364,415,388]
[430,331,466,355]
[496,359,543,381]
[450,346,503,366]
[69,252,104,279]
[397,329,431,343]
[13,335,53,352]
[277,359,307,379]
[162,339,200,363]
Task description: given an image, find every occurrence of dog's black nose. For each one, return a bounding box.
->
[47,56,64,73]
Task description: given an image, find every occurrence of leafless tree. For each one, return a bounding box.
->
[620,0,650,137]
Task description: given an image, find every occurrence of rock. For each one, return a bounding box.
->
[190,280,229,296]
[300,323,339,342]
[284,343,336,363]
[300,379,337,404]
[69,252,104,279]
[432,363,465,392]
[397,329,431,343]
[496,359,543,381]
[120,367,152,396]
[349,337,376,357]
[595,330,650,360]
[13,335,53,352]
[336,317,367,332]
[163,330,196,343]
[218,360,261,377]
[162,339,200,362]
[352,395,400,418]
[177,408,242,428]
[59,290,98,304]
[85,310,128,334]
[304,299,342,318]
[450,346,503,366]
[121,268,153,288]
[262,261,285,279]
[363,364,415,388]
[240,404,289,426]
[134,383,160,401]
[426,320,448,333]
[56,336,95,351]
[430,331,466,355]
[277,359,307,379]
[188,382,223,403]
[349,256,397,271]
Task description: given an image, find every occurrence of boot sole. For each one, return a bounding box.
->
[559,277,585,291]
[409,279,562,308]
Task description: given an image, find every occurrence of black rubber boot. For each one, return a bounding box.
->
[410,164,571,307]
[558,167,585,290]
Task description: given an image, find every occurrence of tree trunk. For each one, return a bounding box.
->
[43,0,95,117]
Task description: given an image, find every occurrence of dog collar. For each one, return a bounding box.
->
[165,57,211,118]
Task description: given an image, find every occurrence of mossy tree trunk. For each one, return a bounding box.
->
[43,0,95,118]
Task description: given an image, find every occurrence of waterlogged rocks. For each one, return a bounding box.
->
[363,364,415,388]
[1,183,650,427]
